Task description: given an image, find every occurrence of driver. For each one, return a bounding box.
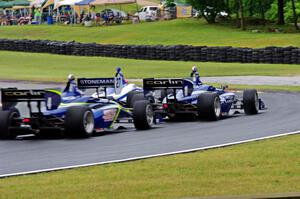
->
[190,66,202,86]
[115,67,127,85]
[63,74,83,96]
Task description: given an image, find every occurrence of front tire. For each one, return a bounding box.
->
[0,109,19,139]
[243,89,259,115]
[197,92,221,121]
[133,100,154,130]
[65,106,95,138]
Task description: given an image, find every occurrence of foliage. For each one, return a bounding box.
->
[284,0,300,23]
[187,0,226,23]
[165,0,175,7]
[266,0,300,23]
[265,1,278,21]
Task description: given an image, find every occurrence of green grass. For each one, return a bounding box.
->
[1,51,300,83]
[209,83,300,93]
[1,19,300,47]
[0,134,299,199]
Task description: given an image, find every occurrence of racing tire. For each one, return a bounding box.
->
[65,106,95,138]
[243,89,259,115]
[129,93,146,108]
[133,100,154,130]
[197,92,221,121]
[126,91,143,107]
[0,109,19,139]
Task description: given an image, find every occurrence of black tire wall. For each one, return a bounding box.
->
[1,39,300,64]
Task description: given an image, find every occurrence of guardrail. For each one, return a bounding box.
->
[1,39,300,64]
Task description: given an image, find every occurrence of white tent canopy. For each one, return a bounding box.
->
[30,0,47,7]
[54,0,82,9]
[90,0,136,6]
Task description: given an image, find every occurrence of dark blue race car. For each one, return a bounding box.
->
[143,78,266,120]
[0,78,156,139]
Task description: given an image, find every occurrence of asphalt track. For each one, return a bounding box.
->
[0,81,300,177]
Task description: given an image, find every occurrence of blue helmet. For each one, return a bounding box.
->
[116,67,121,73]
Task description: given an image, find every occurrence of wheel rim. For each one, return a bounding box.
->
[214,97,221,118]
[146,105,154,126]
[254,92,259,111]
[10,111,19,127]
[83,111,94,134]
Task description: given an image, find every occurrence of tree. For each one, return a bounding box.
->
[278,0,285,24]
[291,0,299,30]
[187,0,226,23]
[239,0,245,30]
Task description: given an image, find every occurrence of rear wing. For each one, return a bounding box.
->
[143,78,186,90]
[1,88,61,112]
[1,89,45,102]
[78,77,124,97]
[143,78,194,100]
[78,78,115,89]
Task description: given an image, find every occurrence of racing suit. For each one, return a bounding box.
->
[63,79,83,96]
[115,71,127,85]
[190,71,202,86]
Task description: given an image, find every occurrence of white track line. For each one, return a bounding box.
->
[0,130,299,178]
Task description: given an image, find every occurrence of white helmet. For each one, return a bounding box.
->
[68,74,75,81]
[192,66,198,72]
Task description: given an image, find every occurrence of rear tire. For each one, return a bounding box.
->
[65,106,95,138]
[126,91,143,107]
[129,93,146,108]
[133,100,154,130]
[243,89,259,115]
[0,109,19,139]
[197,92,221,121]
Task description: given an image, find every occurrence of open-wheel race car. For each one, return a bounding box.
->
[143,78,266,121]
[90,68,143,107]
[0,78,157,139]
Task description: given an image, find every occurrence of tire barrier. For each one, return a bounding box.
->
[1,38,300,64]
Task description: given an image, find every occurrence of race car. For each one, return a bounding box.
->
[0,78,156,139]
[143,78,266,120]
[91,68,143,106]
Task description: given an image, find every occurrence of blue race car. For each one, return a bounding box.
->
[143,77,266,120]
[91,68,143,106]
[0,78,155,139]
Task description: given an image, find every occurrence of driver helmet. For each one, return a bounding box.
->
[116,67,121,73]
[192,65,198,72]
[68,74,75,81]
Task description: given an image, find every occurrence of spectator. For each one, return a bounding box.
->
[95,12,101,26]
[34,9,42,24]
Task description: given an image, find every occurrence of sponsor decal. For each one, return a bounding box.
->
[78,78,115,88]
[144,79,184,88]
[103,109,117,122]
[1,90,45,102]
[3,90,44,97]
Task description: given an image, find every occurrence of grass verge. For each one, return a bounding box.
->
[0,134,299,199]
[0,51,300,83]
[1,19,300,47]
[210,84,300,93]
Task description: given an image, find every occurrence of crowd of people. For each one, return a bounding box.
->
[0,3,179,26]
[0,9,42,26]
[0,7,128,26]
